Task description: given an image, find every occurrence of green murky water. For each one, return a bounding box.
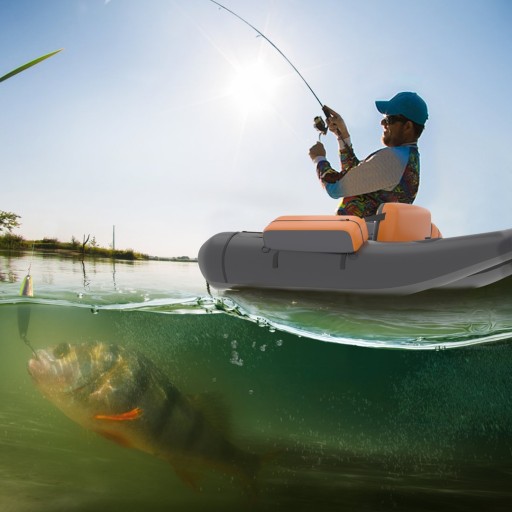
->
[1,251,512,511]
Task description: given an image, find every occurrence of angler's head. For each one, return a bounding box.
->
[376,92,428,146]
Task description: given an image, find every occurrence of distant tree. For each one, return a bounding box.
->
[0,211,21,234]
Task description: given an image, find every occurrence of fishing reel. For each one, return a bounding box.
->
[313,116,327,136]
[313,106,332,139]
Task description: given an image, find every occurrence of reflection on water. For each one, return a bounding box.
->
[1,253,512,510]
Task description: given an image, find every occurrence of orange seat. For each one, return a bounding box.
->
[263,215,368,253]
[373,203,437,242]
[430,223,442,239]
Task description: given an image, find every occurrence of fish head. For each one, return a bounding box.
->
[28,342,147,449]
[28,342,123,397]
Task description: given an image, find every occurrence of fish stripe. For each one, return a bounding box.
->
[184,410,206,451]
[133,359,152,398]
[151,382,181,440]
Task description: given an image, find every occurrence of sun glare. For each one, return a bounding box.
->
[228,61,280,113]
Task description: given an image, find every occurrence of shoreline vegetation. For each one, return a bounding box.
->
[1,54,197,265]
[0,233,197,263]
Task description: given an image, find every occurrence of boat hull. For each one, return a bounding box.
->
[198,229,512,295]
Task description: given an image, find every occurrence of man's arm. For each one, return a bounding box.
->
[310,144,410,198]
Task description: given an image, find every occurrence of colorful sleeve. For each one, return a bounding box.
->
[318,146,410,198]
[316,145,360,199]
[339,144,360,173]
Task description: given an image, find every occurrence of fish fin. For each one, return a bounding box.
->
[187,393,231,435]
[94,430,133,448]
[94,407,143,421]
[172,464,202,491]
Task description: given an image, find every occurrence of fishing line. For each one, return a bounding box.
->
[27,241,35,276]
[207,0,330,133]
[23,337,38,360]
[18,242,38,359]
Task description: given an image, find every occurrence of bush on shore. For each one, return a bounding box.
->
[0,234,148,260]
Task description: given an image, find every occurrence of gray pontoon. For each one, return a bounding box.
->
[198,204,512,295]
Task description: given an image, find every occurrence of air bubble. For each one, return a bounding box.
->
[230,351,244,366]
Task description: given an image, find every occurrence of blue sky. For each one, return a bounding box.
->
[1,0,511,257]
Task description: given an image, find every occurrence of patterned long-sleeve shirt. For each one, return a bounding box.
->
[316,142,420,218]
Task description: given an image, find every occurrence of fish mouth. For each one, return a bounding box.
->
[27,349,54,379]
[27,345,112,394]
[28,349,51,367]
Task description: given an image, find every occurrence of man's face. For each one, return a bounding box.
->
[380,115,411,147]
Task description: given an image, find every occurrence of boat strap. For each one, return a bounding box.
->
[272,251,279,268]
[364,213,386,240]
[364,213,386,222]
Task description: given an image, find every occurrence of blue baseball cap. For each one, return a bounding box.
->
[375,92,428,125]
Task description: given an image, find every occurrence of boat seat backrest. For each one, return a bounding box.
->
[263,215,368,253]
[372,203,432,242]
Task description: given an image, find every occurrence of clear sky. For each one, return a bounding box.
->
[1,0,511,257]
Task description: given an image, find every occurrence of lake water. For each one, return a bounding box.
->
[1,251,512,511]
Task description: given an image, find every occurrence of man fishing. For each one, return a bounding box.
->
[309,91,428,218]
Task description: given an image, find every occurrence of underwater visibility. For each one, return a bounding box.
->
[1,251,512,512]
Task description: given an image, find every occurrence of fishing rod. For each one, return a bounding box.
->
[207,0,330,135]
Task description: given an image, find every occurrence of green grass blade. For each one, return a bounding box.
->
[0,48,63,83]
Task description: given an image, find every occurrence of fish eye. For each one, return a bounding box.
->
[53,343,71,359]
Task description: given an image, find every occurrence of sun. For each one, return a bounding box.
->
[227,60,280,113]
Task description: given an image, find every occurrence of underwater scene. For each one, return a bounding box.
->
[1,251,512,512]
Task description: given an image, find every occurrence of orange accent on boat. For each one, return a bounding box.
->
[430,223,442,239]
[375,203,432,242]
[263,215,368,253]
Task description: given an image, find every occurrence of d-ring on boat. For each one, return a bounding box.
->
[198,203,512,295]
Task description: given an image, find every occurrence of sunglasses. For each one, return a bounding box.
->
[381,114,410,126]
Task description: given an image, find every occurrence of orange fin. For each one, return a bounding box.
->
[95,429,133,448]
[94,407,143,421]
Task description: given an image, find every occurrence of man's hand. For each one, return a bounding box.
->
[309,141,326,161]
[323,105,350,140]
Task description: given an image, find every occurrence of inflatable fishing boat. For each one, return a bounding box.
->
[198,203,512,295]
